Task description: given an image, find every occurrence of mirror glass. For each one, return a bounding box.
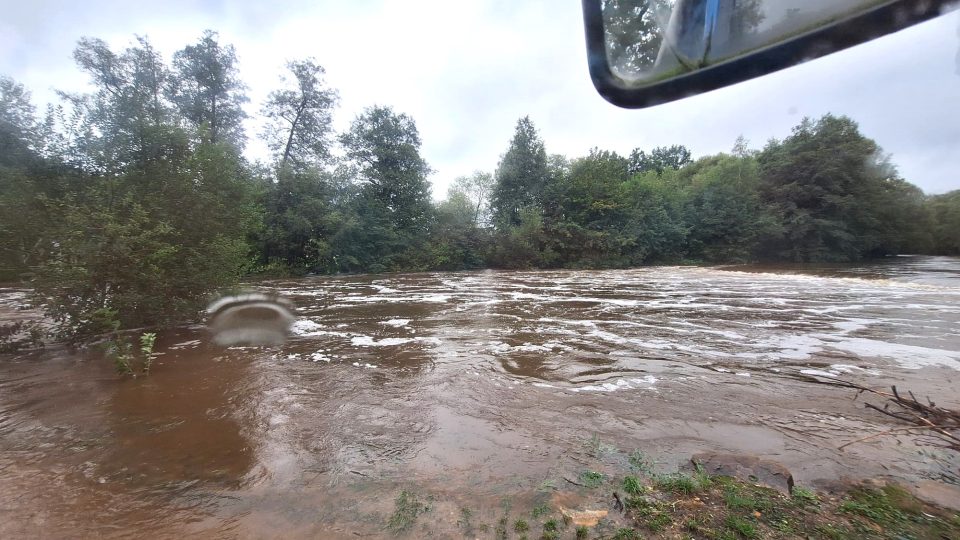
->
[602,0,886,84]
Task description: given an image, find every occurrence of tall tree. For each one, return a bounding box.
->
[0,76,39,168]
[28,36,259,335]
[340,105,433,234]
[450,171,494,227]
[927,191,960,255]
[169,30,248,149]
[680,154,779,262]
[628,144,692,175]
[491,116,549,227]
[65,36,179,173]
[757,114,900,261]
[261,59,338,171]
[545,148,632,267]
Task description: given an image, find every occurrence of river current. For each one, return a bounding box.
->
[1,256,958,537]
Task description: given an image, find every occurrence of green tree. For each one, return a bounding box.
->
[545,148,632,267]
[340,106,434,235]
[337,106,434,271]
[621,169,688,263]
[927,191,960,255]
[28,36,259,336]
[169,30,249,149]
[258,167,341,273]
[757,114,912,261]
[261,59,338,170]
[680,154,779,262]
[450,171,494,227]
[628,144,692,175]
[429,185,490,270]
[491,116,549,227]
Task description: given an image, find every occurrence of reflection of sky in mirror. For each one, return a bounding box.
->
[1,0,958,195]
[756,0,870,31]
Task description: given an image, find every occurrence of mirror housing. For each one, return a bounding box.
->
[582,0,957,109]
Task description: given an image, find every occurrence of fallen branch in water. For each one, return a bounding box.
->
[781,371,960,453]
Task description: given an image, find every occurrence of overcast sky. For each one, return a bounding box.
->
[1,1,958,196]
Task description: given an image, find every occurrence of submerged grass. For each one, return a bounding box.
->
[386,490,429,534]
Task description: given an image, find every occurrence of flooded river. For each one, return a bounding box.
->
[2,256,959,537]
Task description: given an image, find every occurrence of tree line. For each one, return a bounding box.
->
[1,32,957,336]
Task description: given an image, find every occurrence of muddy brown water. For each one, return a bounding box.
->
[2,256,959,537]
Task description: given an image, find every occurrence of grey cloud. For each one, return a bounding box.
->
[1,1,957,196]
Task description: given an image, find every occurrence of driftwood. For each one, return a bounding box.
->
[782,371,960,453]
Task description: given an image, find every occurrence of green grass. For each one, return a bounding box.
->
[723,485,772,513]
[791,486,818,504]
[611,528,643,539]
[531,503,550,518]
[457,507,473,535]
[628,450,655,476]
[645,512,673,532]
[494,516,508,540]
[653,463,713,495]
[575,525,589,539]
[839,485,907,525]
[653,472,705,495]
[514,518,529,533]
[724,515,758,538]
[813,523,851,540]
[542,518,559,532]
[579,470,604,488]
[586,434,617,458]
[386,490,429,534]
[623,475,643,496]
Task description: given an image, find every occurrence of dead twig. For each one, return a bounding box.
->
[781,370,960,453]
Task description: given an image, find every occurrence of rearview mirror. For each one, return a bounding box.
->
[582,0,957,108]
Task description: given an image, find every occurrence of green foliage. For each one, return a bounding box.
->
[106,331,159,376]
[261,58,338,169]
[575,525,589,539]
[386,490,429,534]
[514,518,529,533]
[170,30,248,150]
[653,468,711,495]
[928,190,960,255]
[611,527,643,540]
[4,35,261,338]
[723,515,758,538]
[756,114,926,261]
[628,450,656,476]
[108,336,135,375]
[491,116,549,227]
[531,504,550,518]
[623,475,644,496]
[645,512,673,532]
[791,486,818,504]
[629,144,692,175]
[140,332,157,373]
[579,470,604,488]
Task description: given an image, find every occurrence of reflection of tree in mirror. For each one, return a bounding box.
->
[729,0,765,40]
[603,0,766,80]
[602,0,674,79]
[663,0,766,69]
